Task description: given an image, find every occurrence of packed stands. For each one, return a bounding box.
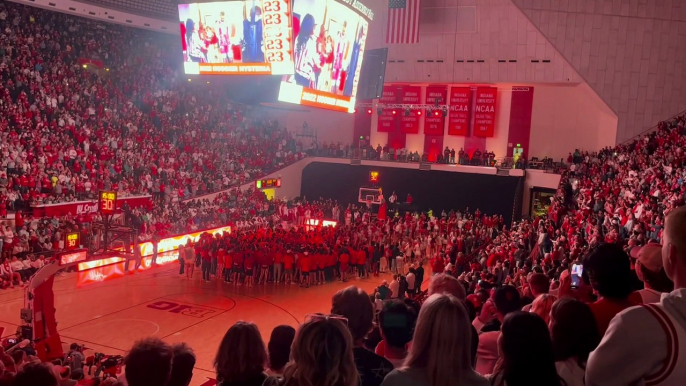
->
[2,1,686,386]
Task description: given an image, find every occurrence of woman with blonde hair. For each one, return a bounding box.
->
[381,294,488,386]
[530,293,557,325]
[214,321,278,386]
[281,315,358,386]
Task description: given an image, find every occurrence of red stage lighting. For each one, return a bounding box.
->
[434,111,440,116]
[367,109,372,114]
[417,111,422,116]
[392,110,397,115]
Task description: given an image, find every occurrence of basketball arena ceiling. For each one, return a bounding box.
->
[75,0,178,21]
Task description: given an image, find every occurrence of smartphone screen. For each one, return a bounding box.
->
[571,264,583,288]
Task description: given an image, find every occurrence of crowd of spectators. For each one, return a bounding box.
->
[2,1,686,386]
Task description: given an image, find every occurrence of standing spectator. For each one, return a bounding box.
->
[331,286,393,386]
[376,299,418,368]
[123,337,173,386]
[214,321,277,386]
[630,243,674,303]
[266,325,296,377]
[549,298,600,386]
[586,206,686,385]
[168,343,196,386]
[12,363,59,386]
[529,294,557,326]
[381,294,488,386]
[489,312,563,385]
[281,316,358,386]
[473,286,521,375]
[582,244,642,335]
[389,275,399,299]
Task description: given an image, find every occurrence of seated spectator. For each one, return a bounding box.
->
[582,243,642,335]
[630,242,674,303]
[376,299,418,367]
[549,298,600,386]
[168,343,196,386]
[490,312,563,385]
[281,315,358,386]
[214,321,277,386]
[381,294,488,386]
[12,362,58,386]
[529,294,557,325]
[587,206,686,385]
[266,325,295,376]
[123,337,173,386]
[474,286,521,375]
[331,286,393,386]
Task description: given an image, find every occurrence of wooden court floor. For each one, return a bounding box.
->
[0,264,393,385]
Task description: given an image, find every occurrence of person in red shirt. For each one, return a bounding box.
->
[273,247,283,283]
[431,255,445,275]
[299,250,311,287]
[316,248,326,285]
[283,250,294,284]
[357,247,367,279]
[232,250,244,284]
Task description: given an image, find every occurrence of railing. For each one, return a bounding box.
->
[620,108,686,145]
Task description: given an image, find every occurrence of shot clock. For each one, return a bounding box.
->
[99,191,117,215]
[256,178,282,189]
[65,232,80,250]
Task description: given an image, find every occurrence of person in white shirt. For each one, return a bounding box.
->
[630,242,674,303]
[587,206,686,385]
[389,274,400,299]
[406,268,416,295]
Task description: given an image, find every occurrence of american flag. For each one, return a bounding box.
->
[387,0,421,44]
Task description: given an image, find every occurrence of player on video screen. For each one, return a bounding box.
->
[344,24,365,96]
[216,11,233,63]
[332,21,349,95]
[294,14,320,88]
[186,18,206,63]
[243,1,264,63]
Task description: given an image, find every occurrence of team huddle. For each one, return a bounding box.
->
[175,225,408,287]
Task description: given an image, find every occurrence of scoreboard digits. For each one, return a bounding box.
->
[261,0,293,74]
[66,232,80,250]
[99,191,117,215]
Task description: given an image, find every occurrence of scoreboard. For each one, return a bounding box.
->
[179,0,294,76]
[99,191,117,215]
[262,0,294,74]
[256,177,282,189]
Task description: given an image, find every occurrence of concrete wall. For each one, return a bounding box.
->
[529,82,618,160]
[513,0,686,143]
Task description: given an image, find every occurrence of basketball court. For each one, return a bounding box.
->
[0,264,394,385]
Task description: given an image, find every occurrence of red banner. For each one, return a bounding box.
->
[399,86,421,134]
[474,87,498,137]
[32,195,152,218]
[448,87,472,136]
[424,86,447,135]
[377,86,399,132]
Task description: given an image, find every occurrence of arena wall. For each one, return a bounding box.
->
[300,161,523,225]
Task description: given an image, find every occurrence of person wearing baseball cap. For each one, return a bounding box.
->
[630,242,674,304]
[587,206,686,385]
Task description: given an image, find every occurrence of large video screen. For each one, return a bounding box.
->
[179,0,294,75]
[277,0,370,113]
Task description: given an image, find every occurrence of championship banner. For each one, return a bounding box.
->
[377,86,400,132]
[474,87,498,137]
[399,86,421,134]
[32,195,152,218]
[424,86,448,135]
[448,87,472,136]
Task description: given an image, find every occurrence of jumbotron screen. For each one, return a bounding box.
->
[179,1,295,75]
[277,0,371,113]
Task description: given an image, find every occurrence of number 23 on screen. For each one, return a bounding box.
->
[263,1,282,12]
